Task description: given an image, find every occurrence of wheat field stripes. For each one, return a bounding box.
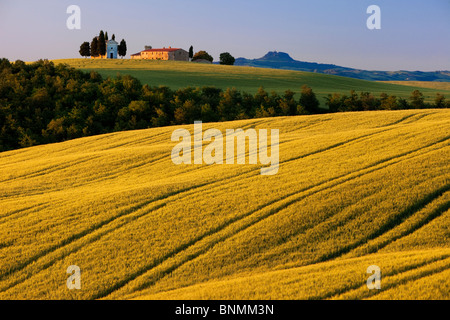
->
[125,118,448,300]
[0,117,401,250]
[333,255,450,300]
[28,133,450,298]
[348,193,450,256]
[128,249,450,300]
[0,110,449,299]
[101,140,449,299]
[315,185,450,262]
[0,113,444,287]
[1,119,448,249]
[316,254,450,299]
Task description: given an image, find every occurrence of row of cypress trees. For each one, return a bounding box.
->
[79,30,127,58]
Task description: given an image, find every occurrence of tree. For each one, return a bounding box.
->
[325,93,343,112]
[118,39,127,58]
[189,46,194,60]
[90,37,99,57]
[343,90,361,111]
[192,50,213,62]
[79,42,90,58]
[299,85,320,114]
[281,89,297,116]
[434,93,446,108]
[380,93,398,110]
[359,91,378,110]
[218,88,242,121]
[397,98,410,109]
[112,34,116,41]
[105,31,108,41]
[98,30,106,57]
[219,52,235,65]
[410,89,425,109]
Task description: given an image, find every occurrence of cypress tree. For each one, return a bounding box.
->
[98,30,106,57]
[90,37,99,57]
[118,39,127,58]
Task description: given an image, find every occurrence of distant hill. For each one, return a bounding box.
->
[234,51,450,82]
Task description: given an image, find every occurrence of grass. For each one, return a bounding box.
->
[380,81,450,91]
[0,109,449,299]
[52,59,450,106]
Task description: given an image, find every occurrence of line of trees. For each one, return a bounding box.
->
[189,46,235,65]
[79,30,127,58]
[0,59,448,151]
[324,89,448,112]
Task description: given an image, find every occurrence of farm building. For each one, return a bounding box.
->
[106,39,119,59]
[91,39,119,59]
[130,47,189,61]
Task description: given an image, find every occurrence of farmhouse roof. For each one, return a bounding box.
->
[142,47,182,53]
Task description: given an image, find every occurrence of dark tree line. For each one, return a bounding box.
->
[324,89,448,112]
[0,58,448,151]
[190,50,236,65]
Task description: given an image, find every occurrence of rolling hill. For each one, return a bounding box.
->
[0,109,449,299]
[52,59,450,107]
[380,81,450,91]
[235,51,450,82]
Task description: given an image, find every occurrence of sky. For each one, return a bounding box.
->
[0,0,449,71]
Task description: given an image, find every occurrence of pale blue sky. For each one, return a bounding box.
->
[0,0,449,71]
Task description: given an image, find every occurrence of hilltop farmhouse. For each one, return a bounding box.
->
[131,46,189,61]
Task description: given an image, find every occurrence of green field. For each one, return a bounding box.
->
[52,59,450,107]
[1,109,449,299]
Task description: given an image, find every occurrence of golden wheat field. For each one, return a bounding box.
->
[380,81,450,91]
[0,109,449,300]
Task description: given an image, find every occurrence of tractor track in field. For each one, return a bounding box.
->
[362,196,450,254]
[137,254,450,300]
[324,255,450,300]
[0,125,403,291]
[1,114,447,298]
[94,135,449,299]
[315,184,450,264]
[0,154,102,185]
